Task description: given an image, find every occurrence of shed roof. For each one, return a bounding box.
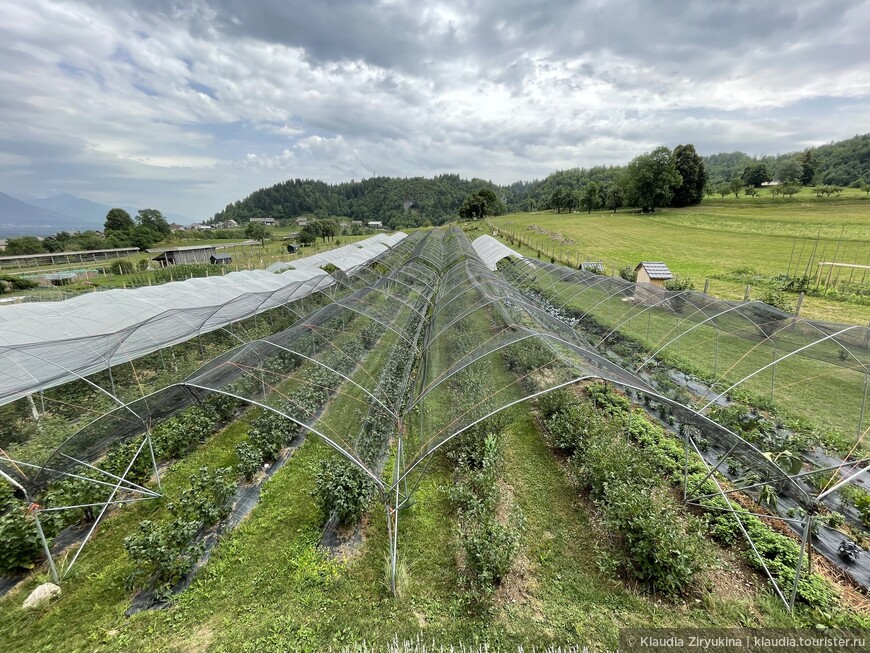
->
[635,261,673,280]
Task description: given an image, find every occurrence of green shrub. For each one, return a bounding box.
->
[235,441,262,481]
[168,467,235,526]
[110,259,135,274]
[603,481,704,597]
[124,518,203,600]
[0,507,43,574]
[854,493,870,527]
[618,266,637,282]
[461,512,524,596]
[312,457,376,525]
[0,274,38,294]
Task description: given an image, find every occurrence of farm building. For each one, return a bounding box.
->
[0,247,140,271]
[635,261,673,287]
[150,245,216,266]
[368,221,384,228]
[210,253,232,265]
[580,261,604,273]
[250,217,277,226]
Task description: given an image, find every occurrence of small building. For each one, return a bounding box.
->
[225,219,239,228]
[635,261,673,288]
[580,261,604,273]
[250,217,276,226]
[149,245,216,266]
[367,221,384,229]
[296,217,309,226]
[169,223,186,232]
[210,253,232,265]
[0,239,7,252]
[351,220,363,226]
[286,244,299,254]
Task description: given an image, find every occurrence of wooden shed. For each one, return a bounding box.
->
[150,245,215,266]
[635,261,673,288]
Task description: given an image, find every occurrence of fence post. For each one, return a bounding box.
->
[744,284,751,301]
[795,292,804,316]
[703,278,709,295]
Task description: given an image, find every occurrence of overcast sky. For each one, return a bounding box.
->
[1,0,868,220]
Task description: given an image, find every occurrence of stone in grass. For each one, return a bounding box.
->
[23,582,61,610]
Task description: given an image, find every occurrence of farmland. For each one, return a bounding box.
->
[488,193,870,325]
[0,227,868,653]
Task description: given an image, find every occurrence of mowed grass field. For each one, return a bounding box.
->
[489,194,870,325]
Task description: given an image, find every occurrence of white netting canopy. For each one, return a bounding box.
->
[0,233,406,404]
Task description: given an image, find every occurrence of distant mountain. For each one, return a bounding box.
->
[0,192,95,237]
[26,194,108,227]
[0,193,195,238]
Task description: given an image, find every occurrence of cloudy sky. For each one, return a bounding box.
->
[1,0,868,220]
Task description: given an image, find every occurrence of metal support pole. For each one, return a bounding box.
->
[770,348,776,403]
[33,511,59,584]
[858,374,868,440]
[789,516,812,612]
[714,327,720,377]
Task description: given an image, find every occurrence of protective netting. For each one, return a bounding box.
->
[489,251,870,453]
[0,233,407,405]
[3,226,868,603]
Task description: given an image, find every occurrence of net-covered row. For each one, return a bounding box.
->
[2,232,432,495]
[475,239,869,452]
[0,233,407,405]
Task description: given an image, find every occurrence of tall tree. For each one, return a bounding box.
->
[798,149,817,186]
[741,163,772,187]
[671,144,706,206]
[137,209,171,238]
[775,158,803,183]
[604,183,624,212]
[104,208,134,234]
[623,146,682,213]
[581,181,601,213]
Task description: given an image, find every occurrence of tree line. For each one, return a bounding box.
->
[213,133,869,227]
[1,208,172,256]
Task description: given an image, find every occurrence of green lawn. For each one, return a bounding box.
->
[489,195,870,325]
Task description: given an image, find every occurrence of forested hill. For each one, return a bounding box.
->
[211,133,869,227]
[703,133,870,186]
[211,175,503,229]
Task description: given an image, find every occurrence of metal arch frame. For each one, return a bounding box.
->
[181,384,385,492]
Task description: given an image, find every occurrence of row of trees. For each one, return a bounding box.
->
[538,144,706,215]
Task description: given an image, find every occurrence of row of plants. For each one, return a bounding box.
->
[536,384,706,598]
[498,257,865,516]
[313,294,431,526]
[441,308,524,603]
[124,466,236,600]
[0,392,242,576]
[582,382,845,613]
[1,239,422,583]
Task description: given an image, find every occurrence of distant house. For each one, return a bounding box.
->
[192,223,212,230]
[635,261,673,288]
[296,217,309,226]
[210,253,232,265]
[0,239,6,252]
[580,261,604,273]
[225,219,239,228]
[149,245,216,266]
[169,223,186,232]
[250,217,276,226]
[367,221,384,229]
[351,220,363,226]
